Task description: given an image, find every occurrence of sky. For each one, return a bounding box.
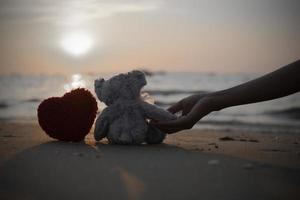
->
[0,0,299,74]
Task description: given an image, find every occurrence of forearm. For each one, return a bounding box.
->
[208,60,300,111]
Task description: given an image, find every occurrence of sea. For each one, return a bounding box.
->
[0,71,299,134]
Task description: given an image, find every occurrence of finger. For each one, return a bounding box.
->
[186,99,211,121]
[167,101,183,114]
[154,99,212,133]
[182,96,205,116]
[151,118,183,127]
[151,124,177,133]
[152,123,184,133]
[155,100,209,129]
[182,107,191,116]
[151,117,192,133]
[162,127,184,134]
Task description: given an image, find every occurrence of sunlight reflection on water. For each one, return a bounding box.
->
[64,74,86,91]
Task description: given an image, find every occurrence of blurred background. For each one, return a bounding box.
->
[0,0,299,133]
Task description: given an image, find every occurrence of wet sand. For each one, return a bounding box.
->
[0,122,300,200]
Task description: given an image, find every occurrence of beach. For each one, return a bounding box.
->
[1,0,300,198]
[1,122,299,200]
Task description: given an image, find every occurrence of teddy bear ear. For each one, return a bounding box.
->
[131,70,144,76]
[94,78,105,100]
[130,70,146,80]
[94,78,105,90]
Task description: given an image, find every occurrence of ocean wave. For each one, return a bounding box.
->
[264,107,300,119]
[196,119,300,134]
[23,98,42,103]
[0,102,9,108]
[0,116,37,122]
[198,119,297,128]
[0,98,41,109]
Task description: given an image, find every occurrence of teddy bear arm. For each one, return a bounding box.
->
[140,102,177,121]
[94,115,109,141]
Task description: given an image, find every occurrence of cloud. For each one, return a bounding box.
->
[0,0,162,25]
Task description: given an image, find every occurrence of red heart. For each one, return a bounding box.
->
[38,88,98,142]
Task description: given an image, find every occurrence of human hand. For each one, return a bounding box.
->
[151,93,215,133]
[152,60,300,133]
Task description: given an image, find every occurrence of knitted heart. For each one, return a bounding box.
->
[38,88,98,142]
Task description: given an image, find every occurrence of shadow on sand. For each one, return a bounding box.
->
[0,141,299,200]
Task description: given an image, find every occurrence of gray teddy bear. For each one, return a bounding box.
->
[94,70,177,144]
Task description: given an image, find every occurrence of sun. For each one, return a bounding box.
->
[60,32,93,57]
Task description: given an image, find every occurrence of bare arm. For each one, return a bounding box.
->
[153,60,300,133]
[211,60,300,111]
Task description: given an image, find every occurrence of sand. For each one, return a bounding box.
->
[0,122,300,200]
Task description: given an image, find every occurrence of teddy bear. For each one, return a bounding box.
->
[94,70,177,144]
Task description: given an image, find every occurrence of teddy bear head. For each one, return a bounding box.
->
[94,70,146,105]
